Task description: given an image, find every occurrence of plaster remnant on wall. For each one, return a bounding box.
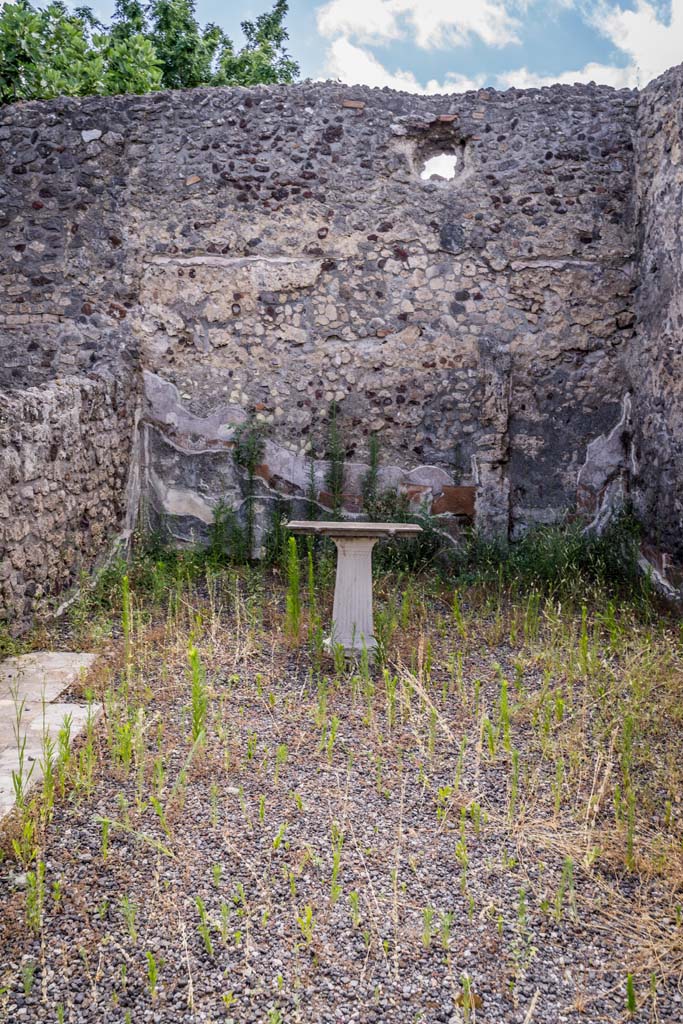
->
[148,468,216,525]
[577,394,632,533]
[143,371,245,447]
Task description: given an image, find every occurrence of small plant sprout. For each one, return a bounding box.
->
[422,906,435,948]
[188,645,208,744]
[11,690,36,809]
[119,895,138,943]
[552,757,564,816]
[349,890,361,928]
[146,950,159,1001]
[100,817,111,861]
[626,973,637,1016]
[285,536,301,640]
[436,784,453,823]
[499,674,511,752]
[272,822,289,851]
[439,910,454,950]
[330,822,344,903]
[196,896,214,956]
[326,715,340,763]
[274,742,288,782]
[510,887,536,991]
[452,590,467,639]
[297,904,315,946]
[554,857,577,923]
[21,960,36,996]
[25,859,45,933]
[384,670,398,728]
[121,572,133,691]
[457,973,482,1021]
[218,901,231,944]
[52,877,63,908]
[509,748,520,822]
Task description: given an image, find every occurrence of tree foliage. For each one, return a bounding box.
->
[0,0,298,104]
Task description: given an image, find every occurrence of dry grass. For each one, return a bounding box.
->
[0,561,681,1022]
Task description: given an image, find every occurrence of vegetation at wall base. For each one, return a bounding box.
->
[51,509,655,646]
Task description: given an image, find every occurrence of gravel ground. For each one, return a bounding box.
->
[1,574,681,1024]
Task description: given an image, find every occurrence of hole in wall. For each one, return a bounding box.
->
[420,153,458,181]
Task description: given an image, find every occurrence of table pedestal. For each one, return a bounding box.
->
[286,520,422,663]
[329,536,379,656]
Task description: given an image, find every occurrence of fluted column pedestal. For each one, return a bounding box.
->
[286,520,423,662]
[330,536,378,655]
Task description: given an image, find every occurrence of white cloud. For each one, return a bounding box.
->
[317,0,403,45]
[324,37,486,92]
[316,0,683,97]
[496,60,637,89]
[317,0,521,50]
[590,0,683,86]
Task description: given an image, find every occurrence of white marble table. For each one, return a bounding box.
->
[287,521,422,657]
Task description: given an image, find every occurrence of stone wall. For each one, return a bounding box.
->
[0,371,138,630]
[631,67,683,567]
[0,81,640,547]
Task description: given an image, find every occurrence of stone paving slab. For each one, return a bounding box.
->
[0,652,101,821]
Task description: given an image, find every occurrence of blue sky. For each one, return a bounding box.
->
[89,1,683,91]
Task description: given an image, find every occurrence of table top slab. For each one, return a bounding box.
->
[287,520,422,538]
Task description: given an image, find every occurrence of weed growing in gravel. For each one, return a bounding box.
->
[626,972,637,1015]
[10,689,35,809]
[421,906,435,949]
[285,536,301,641]
[188,645,208,743]
[100,817,110,860]
[195,896,214,956]
[20,960,36,996]
[509,749,521,821]
[553,857,577,924]
[329,822,344,903]
[145,950,159,1001]
[274,742,288,782]
[119,895,138,943]
[509,887,536,995]
[297,904,315,946]
[25,858,44,933]
[349,890,361,928]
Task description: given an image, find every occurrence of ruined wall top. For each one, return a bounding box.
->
[0,71,665,545]
[0,77,639,375]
